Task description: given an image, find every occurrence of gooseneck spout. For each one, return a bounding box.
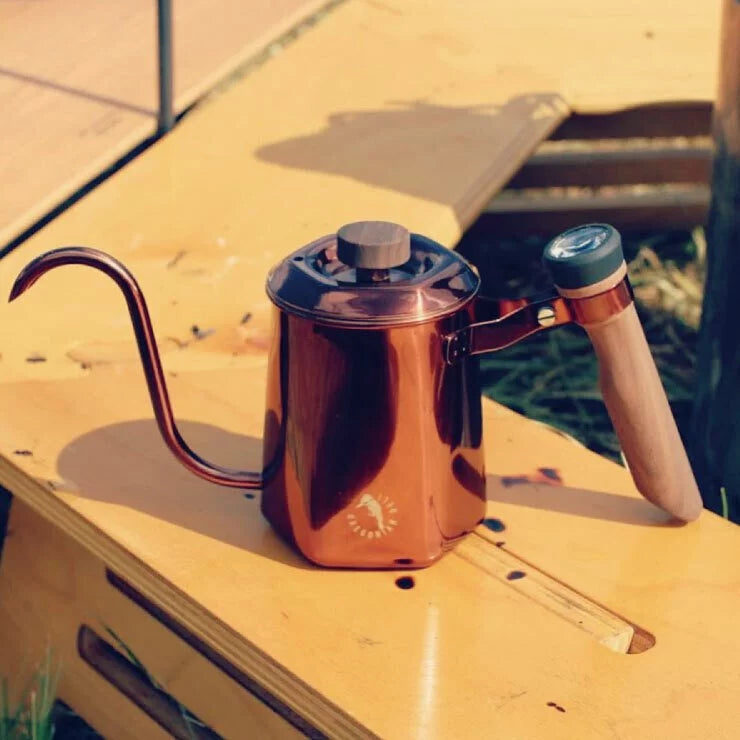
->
[9,247,267,489]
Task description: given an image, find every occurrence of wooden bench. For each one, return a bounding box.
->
[0,0,736,736]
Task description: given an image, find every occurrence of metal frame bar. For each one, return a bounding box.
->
[157,0,174,133]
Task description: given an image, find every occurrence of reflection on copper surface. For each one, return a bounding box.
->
[261,306,486,568]
[568,280,633,326]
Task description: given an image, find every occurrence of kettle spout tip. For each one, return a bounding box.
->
[8,277,28,303]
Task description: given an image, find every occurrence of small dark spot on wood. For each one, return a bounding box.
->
[644,29,654,39]
[166,250,187,269]
[190,325,215,340]
[80,362,91,370]
[501,475,529,487]
[240,312,252,324]
[281,611,289,619]
[171,300,179,306]
[244,493,256,500]
[26,354,46,363]
[538,467,563,483]
[547,702,566,713]
[13,450,32,456]
[357,635,382,647]
[483,517,506,532]
[506,570,526,581]
[168,371,178,378]
[395,576,415,590]
[495,541,506,547]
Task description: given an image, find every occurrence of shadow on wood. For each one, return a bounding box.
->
[255,94,566,221]
[486,474,681,527]
[55,419,313,570]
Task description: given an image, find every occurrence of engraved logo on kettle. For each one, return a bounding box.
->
[347,493,398,538]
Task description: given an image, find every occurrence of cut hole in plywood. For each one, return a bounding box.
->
[459,531,655,654]
[77,625,220,739]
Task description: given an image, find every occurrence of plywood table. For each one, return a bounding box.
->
[0,0,735,736]
[1,368,740,738]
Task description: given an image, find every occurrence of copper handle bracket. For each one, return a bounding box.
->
[444,280,634,364]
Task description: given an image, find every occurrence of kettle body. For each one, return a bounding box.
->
[9,221,704,569]
[261,305,485,568]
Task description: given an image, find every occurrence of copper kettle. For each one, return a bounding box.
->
[10,221,702,568]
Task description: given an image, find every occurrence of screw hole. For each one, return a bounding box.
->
[506,570,526,581]
[483,517,506,532]
[395,576,415,590]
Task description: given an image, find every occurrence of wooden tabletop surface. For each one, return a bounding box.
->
[1,365,739,738]
[0,0,735,736]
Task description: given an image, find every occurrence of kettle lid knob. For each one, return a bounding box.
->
[337,221,411,269]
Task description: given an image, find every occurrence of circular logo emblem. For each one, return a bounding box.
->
[347,493,398,538]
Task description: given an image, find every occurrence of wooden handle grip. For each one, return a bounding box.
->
[583,303,703,521]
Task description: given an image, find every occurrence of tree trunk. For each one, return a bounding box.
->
[692,0,740,517]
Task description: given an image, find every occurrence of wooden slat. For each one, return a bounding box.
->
[0,0,333,246]
[550,102,713,140]
[482,186,710,234]
[507,145,712,189]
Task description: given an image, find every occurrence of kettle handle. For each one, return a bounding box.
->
[575,296,703,521]
[544,224,703,522]
[9,247,267,489]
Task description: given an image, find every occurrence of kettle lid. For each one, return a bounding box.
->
[266,221,479,327]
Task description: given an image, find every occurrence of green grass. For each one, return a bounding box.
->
[1,648,59,740]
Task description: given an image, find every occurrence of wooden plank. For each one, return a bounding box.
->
[482,186,710,235]
[507,144,712,189]
[1,0,720,249]
[551,103,713,140]
[0,365,739,738]
[0,499,305,740]
[0,0,333,246]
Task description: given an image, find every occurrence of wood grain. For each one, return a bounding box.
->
[0,0,331,246]
[583,303,703,521]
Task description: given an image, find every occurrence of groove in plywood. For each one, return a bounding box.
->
[456,534,635,654]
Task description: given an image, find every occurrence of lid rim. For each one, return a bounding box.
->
[266,283,479,328]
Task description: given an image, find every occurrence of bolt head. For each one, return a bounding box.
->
[537,305,556,327]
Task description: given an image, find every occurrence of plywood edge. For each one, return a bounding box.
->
[0,121,155,251]
[0,458,368,740]
[180,0,341,113]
